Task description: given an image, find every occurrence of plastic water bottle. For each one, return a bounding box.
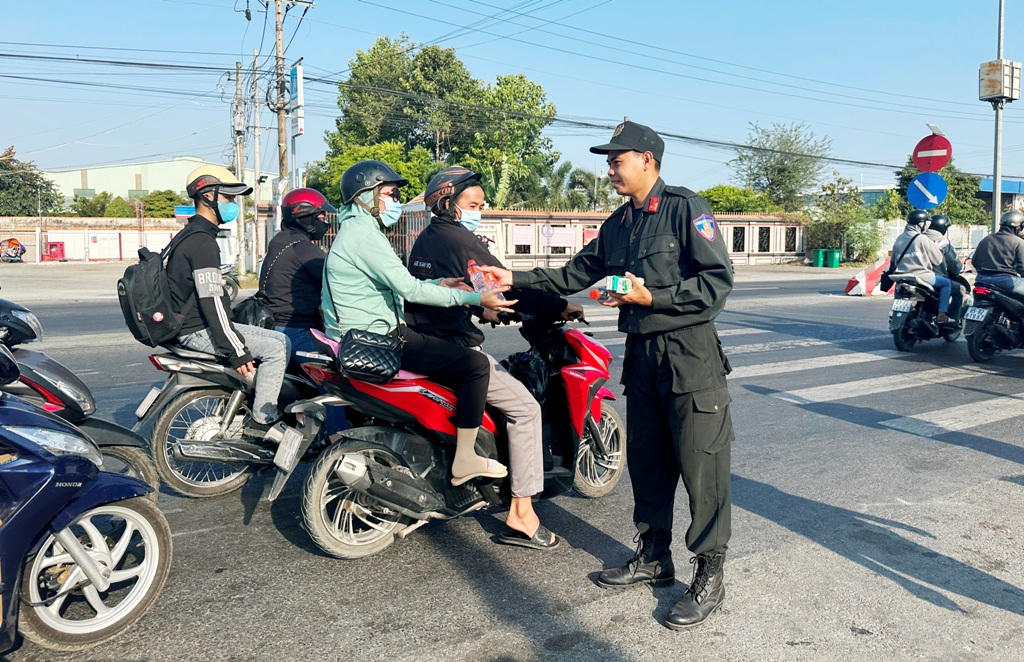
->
[467,259,506,300]
[589,288,611,303]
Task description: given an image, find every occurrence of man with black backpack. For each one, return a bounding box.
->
[169,165,290,438]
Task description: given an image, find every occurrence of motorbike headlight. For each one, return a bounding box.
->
[2,425,102,467]
[10,309,43,342]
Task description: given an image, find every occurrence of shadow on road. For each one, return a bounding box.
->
[733,474,1024,616]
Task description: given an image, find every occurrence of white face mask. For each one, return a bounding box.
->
[457,207,482,232]
[380,198,403,228]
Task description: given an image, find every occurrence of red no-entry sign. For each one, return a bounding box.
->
[912,135,952,172]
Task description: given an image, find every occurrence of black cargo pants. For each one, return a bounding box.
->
[622,322,733,556]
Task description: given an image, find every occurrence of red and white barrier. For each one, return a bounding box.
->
[845,256,892,296]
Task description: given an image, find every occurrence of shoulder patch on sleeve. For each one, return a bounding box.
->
[663,185,697,198]
[693,214,717,242]
[193,267,224,298]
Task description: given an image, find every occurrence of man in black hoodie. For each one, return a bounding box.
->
[168,165,290,437]
[407,167,583,550]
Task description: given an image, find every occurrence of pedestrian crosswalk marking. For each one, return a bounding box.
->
[729,349,904,379]
[773,365,1007,404]
[880,392,1024,437]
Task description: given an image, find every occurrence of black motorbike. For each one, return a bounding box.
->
[963,283,1024,362]
[132,341,326,498]
[888,274,971,351]
[0,297,159,493]
[0,345,172,654]
[220,264,240,302]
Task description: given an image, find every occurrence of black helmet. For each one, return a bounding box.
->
[340,160,408,205]
[1000,210,1024,232]
[907,209,931,228]
[929,214,952,235]
[424,166,483,220]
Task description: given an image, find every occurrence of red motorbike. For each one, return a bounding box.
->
[288,314,625,559]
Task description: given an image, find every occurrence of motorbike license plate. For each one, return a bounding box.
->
[134,386,162,419]
[891,299,913,313]
[964,306,989,322]
[272,425,304,472]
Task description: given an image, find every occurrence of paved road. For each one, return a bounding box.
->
[3,262,1023,661]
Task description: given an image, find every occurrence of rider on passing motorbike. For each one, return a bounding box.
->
[406,167,584,550]
[321,160,516,486]
[926,214,965,321]
[973,210,1024,297]
[891,209,953,323]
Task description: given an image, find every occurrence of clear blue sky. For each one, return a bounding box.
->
[4,0,1021,194]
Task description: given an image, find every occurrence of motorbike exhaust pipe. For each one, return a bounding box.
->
[333,453,445,518]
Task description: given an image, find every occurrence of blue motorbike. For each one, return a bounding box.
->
[0,345,172,653]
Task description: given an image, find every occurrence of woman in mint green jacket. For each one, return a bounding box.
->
[322,160,516,485]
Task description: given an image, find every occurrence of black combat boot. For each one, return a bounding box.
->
[596,527,674,590]
[665,552,725,630]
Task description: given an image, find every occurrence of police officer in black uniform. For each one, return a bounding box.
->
[482,119,734,629]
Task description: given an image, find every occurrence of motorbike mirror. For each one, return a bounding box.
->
[0,344,19,387]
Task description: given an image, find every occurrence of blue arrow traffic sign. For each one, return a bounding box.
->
[907,172,948,209]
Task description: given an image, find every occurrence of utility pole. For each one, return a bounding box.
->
[274,0,289,190]
[980,0,1020,232]
[251,48,264,263]
[233,61,248,274]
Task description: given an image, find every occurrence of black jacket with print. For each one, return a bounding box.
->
[166,216,253,367]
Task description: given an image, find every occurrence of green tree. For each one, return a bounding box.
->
[104,196,134,218]
[462,74,557,208]
[698,184,780,214]
[805,172,879,261]
[0,146,63,216]
[70,191,113,217]
[892,157,986,225]
[869,189,904,221]
[404,45,483,161]
[306,140,434,208]
[732,122,831,212]
[331,36,414,148]
[141,190,189,218]
[568,167,617,211]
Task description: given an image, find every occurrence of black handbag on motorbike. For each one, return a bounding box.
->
[880,235,919,292]
[324,276,404,384]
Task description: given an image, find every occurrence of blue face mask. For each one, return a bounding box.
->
[380,198,403,228]
[457,207,482,232]
[218,201,240,224]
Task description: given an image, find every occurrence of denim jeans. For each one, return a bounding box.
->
[275,325,350,433]
[180,325,290,424]
[923,273,952,314]
[977,274,1024,297]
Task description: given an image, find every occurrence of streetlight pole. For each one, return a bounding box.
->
[992,0,1006,232]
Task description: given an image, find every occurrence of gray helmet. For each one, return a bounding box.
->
[339,160,408,205]
[424,166,483,220]
[999,210,1024,230]
[907,209,931,228]
[929,214,952,235]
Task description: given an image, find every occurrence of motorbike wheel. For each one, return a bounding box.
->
[151,388,253,498]
[967,324,998,362]
[302,441,409,559]
[574,402,626,499]
[892,321,917,352]
[225,276,240,302]
[18,497,172,651]
[100,446,160,501]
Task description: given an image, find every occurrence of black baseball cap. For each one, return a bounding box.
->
[590,119,665,162]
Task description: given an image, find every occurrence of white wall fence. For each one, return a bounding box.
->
[878,220,990,259]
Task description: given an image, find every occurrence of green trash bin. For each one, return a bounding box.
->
[824,249,841,268]
[810,249,825,267]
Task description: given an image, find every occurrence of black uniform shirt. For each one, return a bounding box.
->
[513,178,734,336]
